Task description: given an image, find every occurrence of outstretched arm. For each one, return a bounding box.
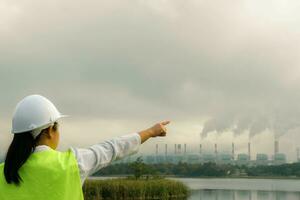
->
[70,120,171,186]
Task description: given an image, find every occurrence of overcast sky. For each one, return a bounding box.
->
[1,0,300,161]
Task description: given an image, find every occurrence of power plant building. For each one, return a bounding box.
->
[255,154,269,166]
[272,153,286,165]
[236,153,250,166]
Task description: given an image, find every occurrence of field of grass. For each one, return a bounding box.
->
[82,178,190,200]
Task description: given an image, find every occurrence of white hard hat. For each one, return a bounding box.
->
[11,94,68,138]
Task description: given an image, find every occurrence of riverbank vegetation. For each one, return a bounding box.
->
[83,158,190,199]
[82,178,189,200]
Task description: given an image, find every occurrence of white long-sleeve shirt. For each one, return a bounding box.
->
[33,132,141,186]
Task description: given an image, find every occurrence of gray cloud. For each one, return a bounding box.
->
[1,0,300,160]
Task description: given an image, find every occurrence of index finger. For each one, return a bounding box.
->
[161,120,171,125]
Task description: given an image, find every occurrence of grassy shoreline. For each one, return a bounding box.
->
[168,175,300,180]
[90,175,300,180]
[83,178,190,200]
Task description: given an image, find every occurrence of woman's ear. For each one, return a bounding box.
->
[42,127,52,139]
[49,126,56,138]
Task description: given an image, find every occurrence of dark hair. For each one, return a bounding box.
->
[3,122,58,186]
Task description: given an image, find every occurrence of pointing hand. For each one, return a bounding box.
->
[138,120,171,144]
[148,120,171,137]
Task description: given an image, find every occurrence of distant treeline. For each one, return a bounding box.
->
[93,162,300,178]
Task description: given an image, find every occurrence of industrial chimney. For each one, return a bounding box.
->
[184,144,187,154]
[214,143,218,156]
[156,144,158,155]
[199,144,202,154]
[274,140,279,154]
[232,143,235,160]
[174,144,177,154]
[248,142,251,160]
[297,148,300,162]
[178,144,182,154]
[165,144,168,156]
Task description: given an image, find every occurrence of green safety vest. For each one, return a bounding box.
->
[0,148,84,200]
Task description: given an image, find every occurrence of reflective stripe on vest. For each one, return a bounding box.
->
[0,148,84,200]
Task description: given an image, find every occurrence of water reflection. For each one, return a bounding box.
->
[189,190,300,200]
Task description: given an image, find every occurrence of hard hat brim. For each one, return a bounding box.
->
[12,114,70,134]
[59,114,69,118]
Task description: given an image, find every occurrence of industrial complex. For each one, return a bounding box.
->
[115,141,300,166]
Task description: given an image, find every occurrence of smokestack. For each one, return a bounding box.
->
[199,144,202,154]
[214,143,218,156]
[184,144,187,154]
[174,144,177,154]
[156,144,158,155]
[165,144,168,156]
[178,144,182,154]
[297,148,300,162]
[248,142,251,160]
[232,143,235,160]
[274,140,279,154]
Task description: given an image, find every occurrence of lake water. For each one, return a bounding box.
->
[188,190,300,200]
[169,178,300,200]
[89,177,300,200]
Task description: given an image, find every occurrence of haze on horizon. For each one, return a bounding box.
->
[1,0,300,161]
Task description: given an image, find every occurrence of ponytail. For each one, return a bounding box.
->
[4,130,43,186]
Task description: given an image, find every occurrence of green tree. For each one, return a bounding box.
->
[129,156,147,179]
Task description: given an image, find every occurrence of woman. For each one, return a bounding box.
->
[0,94,170,200]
